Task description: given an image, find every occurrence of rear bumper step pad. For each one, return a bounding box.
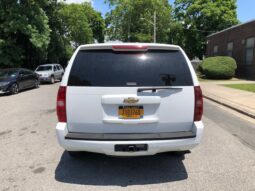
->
[65,131,196,141]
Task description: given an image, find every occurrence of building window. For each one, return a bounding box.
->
[213,45,218,56]
[245,37,254,65]
[227,42,233,57]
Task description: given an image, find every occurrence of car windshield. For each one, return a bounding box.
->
[36,66,52,71]
[0,69,19,78]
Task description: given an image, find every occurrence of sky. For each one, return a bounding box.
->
[66,0,255,23]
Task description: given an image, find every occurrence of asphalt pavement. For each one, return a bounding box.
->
[0,84,255,191]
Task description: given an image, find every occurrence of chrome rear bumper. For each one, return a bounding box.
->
[65,131,196,141]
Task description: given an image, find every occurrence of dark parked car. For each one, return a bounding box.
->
[0,68,39,95]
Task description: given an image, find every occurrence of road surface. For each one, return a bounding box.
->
[0,84,255,191]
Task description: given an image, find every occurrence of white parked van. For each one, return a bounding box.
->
[56,43,204,157]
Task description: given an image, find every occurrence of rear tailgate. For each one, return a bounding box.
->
[66,45,195,135]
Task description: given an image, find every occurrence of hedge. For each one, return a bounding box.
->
[199,56,237,79]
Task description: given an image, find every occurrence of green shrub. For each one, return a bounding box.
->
[199,56,237,79]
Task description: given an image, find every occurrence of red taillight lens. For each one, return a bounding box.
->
[57,86,67,122]
[112,45,148,51]
[194,86,203,121]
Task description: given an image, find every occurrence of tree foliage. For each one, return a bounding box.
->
[58,3,93,48]
[41,0,72,65]
[83,3,105,43]
[0,0,50,68]
[174,0,239,59]
[0,1,105,69]
[105,0,172,43]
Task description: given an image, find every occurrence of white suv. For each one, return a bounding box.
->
[56,43,204,157]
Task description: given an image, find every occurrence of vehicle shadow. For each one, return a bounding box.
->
[39,81,60,85]
[0,93,10,97]
[55,151,189,186]
[0,86,39,97]
[0,82,60,97]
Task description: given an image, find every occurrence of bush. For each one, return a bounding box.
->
[199,56,237,79]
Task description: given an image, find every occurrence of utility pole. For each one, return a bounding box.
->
[153,11,156,43]
[140,11,157,43]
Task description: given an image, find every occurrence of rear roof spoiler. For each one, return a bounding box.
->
[78,43,180,51]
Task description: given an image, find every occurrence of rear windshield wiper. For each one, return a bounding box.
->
[137,86,183,93]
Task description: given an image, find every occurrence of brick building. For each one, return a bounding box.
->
[206,20,255,79]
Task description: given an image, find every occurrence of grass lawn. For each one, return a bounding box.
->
[222,84,255,93]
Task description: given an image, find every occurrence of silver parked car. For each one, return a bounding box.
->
[35,64,64,84]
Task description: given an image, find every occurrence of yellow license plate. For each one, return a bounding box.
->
[119,106,144,119]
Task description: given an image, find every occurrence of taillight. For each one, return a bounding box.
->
[194,86,203,121]
[112,45,148,51]
[57,86,67,122]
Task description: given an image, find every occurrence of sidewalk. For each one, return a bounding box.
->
[200,80,255,118]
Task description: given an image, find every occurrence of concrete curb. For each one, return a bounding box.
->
[204,95,255,119]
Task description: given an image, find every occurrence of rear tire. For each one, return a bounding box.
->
[50,76,55,84]
[10,83,19,95]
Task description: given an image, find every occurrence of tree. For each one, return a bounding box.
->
[44,2,104,66]
[0,0,50,68]
[174,0,239,59]
[42,0,73,66]
[0,1,105,68]
[83,3,105,43]
[58,3,93,48]
[105,0,172,43]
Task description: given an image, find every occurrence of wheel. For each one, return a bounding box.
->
[50,76,55,84]
[10,83,19,94]
[34,80,40,88]
[67,151,83,158]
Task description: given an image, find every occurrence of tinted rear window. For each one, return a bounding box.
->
[68,50,193,87]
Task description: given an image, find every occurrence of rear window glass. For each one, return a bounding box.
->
[68,50,193,87]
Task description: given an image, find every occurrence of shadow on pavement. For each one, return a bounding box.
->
[0,88,32,97]
[39,81,60,85]
[55,151,188,186]
[0,93,10,97]
[0,82,60,97]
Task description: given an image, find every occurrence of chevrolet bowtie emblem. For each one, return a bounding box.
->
[123,97,139,104]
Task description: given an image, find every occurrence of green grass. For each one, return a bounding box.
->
[222,84,255,93]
